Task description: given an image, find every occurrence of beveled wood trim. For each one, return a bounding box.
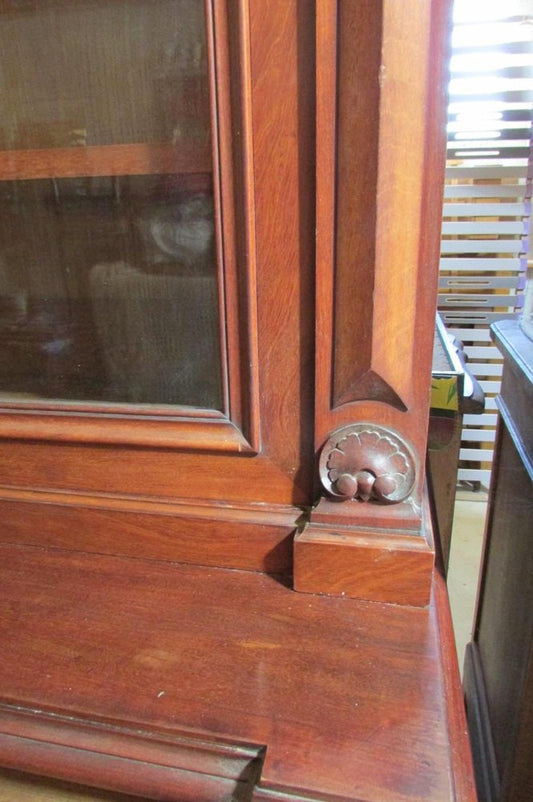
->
[0,484,300,523]
[0,438,304,507]
[332,1,385,409]
[0,704,265,802]
[294,526,433,606]
[0,411,254,451]
[0,143,211,181]
[216,0,261,450]
[0,487,298,573]
[252,784,354,801]
[315,0,337,423]
[294,487,436,606]
[207,0,263,456]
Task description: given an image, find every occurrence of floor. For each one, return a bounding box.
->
[0,491,488,801]
[447,488,488,675]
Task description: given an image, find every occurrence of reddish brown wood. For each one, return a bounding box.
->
[0,0,314,505]
[0,710,263,802]
[294,526,434,606]
[0,489,296,574]
[0,544,474,801]
[314,0,451,502]
[0,439,300,506]
[294,491,435,607]
[333,0,383,409]
[0,143,210,180]
[0,2,476,799]
[249,0,315,487]
[298,0,453,603]
[209,0,261,450]
[433,570,478,802]
[319,424,416,504]
[0,411,255,451]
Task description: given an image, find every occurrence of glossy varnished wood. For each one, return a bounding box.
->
[295,523,434,606]
[0,2,476,798]
[314,0,450,485]
[297,0,452,604]
[0,544,474,801]
[0,489,296,574]
[0,0,315,577]
[332,0,383,409]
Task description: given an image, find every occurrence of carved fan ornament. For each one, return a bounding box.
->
[319,425,416,504]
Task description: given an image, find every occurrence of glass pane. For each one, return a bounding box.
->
[0,0,223,411]
[0,0,210,149]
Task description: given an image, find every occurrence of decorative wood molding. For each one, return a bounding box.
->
[0,486,299,575]
[293,487,434,606]
[314,0,451,511]
[294,525,434,606]
[0,410,256,452]
[0,704,265,802]
[319,424,416,504]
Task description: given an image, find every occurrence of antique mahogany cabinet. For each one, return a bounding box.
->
[0,1,477,800]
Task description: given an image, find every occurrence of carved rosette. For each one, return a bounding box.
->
[319,424,416,504]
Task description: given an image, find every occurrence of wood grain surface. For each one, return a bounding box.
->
[0,544,474,801]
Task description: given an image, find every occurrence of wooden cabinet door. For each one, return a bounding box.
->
[0,0,448,600]
[0,0,316,577]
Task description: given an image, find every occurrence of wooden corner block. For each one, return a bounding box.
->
[293,524,434,607]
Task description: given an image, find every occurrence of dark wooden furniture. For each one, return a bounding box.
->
[464,319,533,802]
[428,317,485,572]
[0,2,477,800]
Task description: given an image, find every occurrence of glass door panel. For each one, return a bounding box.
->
[0,0,223,411]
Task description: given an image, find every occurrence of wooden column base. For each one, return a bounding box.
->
[294,525,433,607]
[294,493,435,607]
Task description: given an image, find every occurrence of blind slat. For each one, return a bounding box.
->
[443,202,528,216]
[464,346,504,359]
[464,413,498,426]
[448,328,493,341]
[444,184,526,199]
[439,311,518,324]
[439,276,521,289]
[457,468,492,484]
[461,429,497,442]
[469,363,504,377]
[460,448,494,461]
[442,221,526,234]
[440,257,522,271]
[440,295,520,307]
[440,239,525,253]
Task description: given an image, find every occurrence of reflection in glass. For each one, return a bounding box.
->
[0,0,211,150]
[0,1,223,410]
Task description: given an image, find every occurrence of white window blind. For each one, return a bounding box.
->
[439,0,533,488]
